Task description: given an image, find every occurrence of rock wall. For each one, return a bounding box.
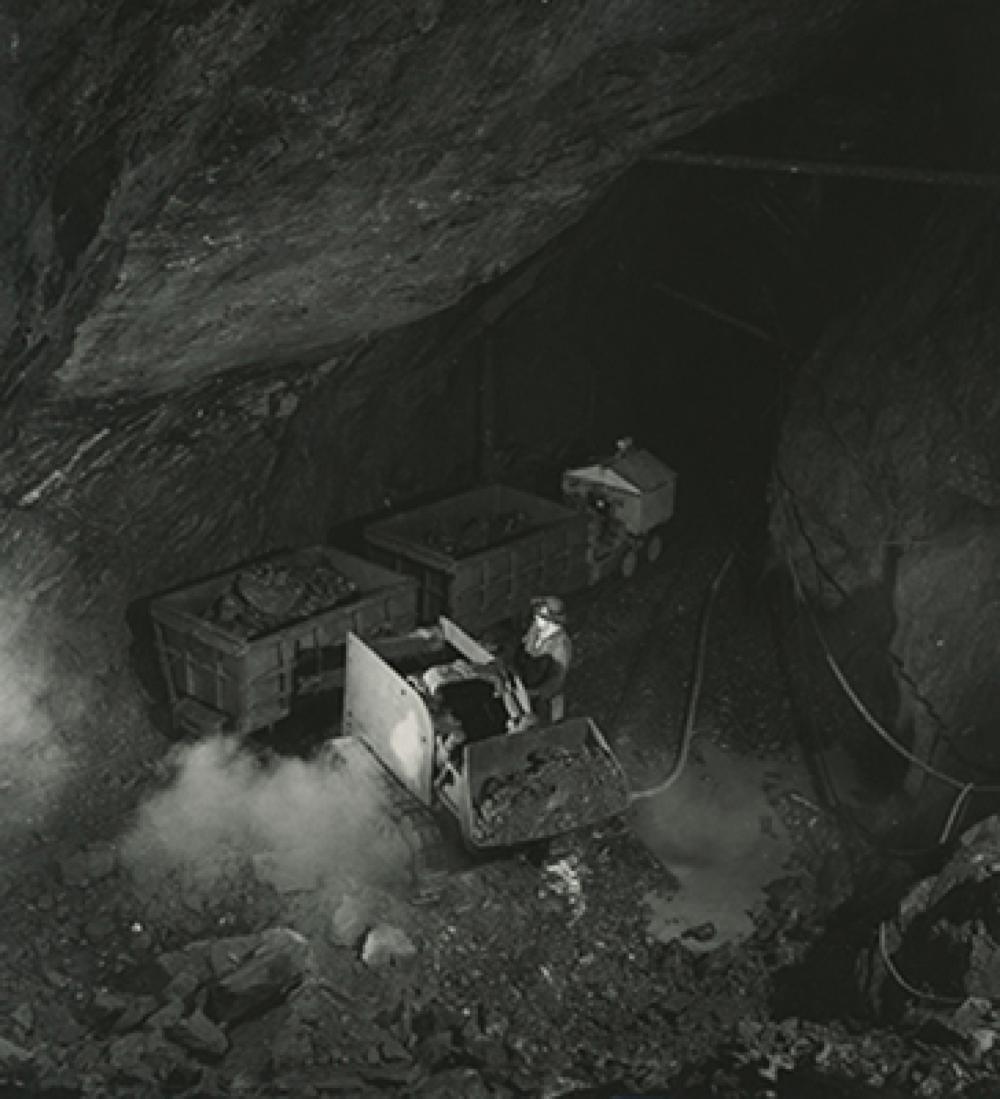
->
[0,361,325,840]
[0,0,890,414]
[0,176,643,804]
[771,202,1000,801]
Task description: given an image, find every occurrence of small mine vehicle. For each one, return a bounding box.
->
[561,437,677,584]
[344,617,631,849]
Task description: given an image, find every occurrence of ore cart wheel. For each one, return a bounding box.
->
[645,530,664,564]
[620,546,639,580]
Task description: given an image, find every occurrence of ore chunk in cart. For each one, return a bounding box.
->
[420,510,530,557]
[471,741,630,846]
[206,559,359,637]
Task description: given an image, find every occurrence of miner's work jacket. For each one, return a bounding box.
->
[518,623,572,709]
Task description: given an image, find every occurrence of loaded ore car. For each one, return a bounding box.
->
[149,545,418,737]
[363,483,593,632]
[364,441,677,631]
[561,438,677,583]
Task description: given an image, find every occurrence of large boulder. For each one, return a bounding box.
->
[205,927,315,1025]
[861,815,1000,1026]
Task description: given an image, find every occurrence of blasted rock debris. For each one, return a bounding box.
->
[206,927,315,1025]
[859,815,1000,1017]
[420,510,531,558]
[208,559,358,636]
[472,742,631,846]
[360,923,419,970]
[4,531,1000,1096]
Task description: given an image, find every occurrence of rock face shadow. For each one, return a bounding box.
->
[629,740,798,952]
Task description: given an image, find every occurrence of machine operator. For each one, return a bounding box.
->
[514,594,572,723]
[410,594,573,772]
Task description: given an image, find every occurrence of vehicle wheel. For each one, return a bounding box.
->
[645,530,664,564]
[621,546,639,580]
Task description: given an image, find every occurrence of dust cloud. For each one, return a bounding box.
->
[121,735,416,900]
[0,597,73,837]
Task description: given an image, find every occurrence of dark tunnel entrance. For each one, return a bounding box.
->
[485,150,936,567]
[567,0,984,544]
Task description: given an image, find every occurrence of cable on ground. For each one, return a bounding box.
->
[784,545,1000,854]
[629,547,736,802]
[876,920,967,1007]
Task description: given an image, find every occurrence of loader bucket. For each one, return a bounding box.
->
[458,716,630,848]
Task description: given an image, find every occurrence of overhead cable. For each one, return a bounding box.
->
[650,149,1000,191]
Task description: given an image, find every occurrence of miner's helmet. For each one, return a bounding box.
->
[531,595,567,625]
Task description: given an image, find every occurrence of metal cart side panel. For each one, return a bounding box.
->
[365,484,592,631]
[343,632,436,808]
[149,546,419,736]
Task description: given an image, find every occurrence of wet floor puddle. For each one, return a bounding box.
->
[628,740,805,953]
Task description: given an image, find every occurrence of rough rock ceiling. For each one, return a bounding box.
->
[1,0,896,407]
